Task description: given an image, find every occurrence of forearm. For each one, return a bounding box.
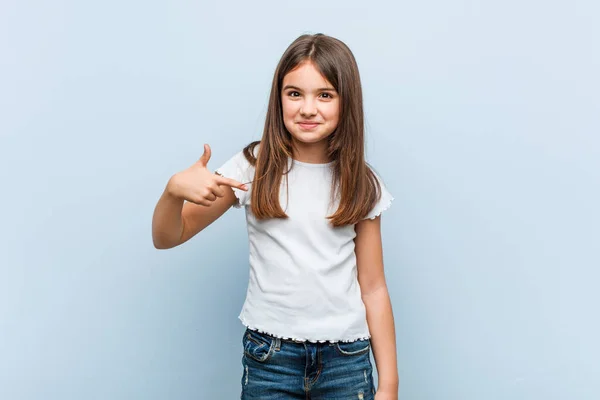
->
[152,181,185,249]
[363,284,399,392]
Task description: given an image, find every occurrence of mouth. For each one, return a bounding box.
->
[297,122,320,130]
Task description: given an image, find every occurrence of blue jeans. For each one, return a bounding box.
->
[241,328,376,399]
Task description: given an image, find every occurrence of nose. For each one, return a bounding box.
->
[300,98,317,117]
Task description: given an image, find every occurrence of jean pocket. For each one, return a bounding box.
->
[334,339,371,356]
[243,329,275,362]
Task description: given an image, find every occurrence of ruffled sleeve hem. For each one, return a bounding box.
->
[364,193,394,220]
[214,170,245,208]
[363,171,394,220]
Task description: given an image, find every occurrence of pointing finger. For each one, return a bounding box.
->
[215,175,248,191]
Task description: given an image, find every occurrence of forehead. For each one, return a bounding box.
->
[282,61,334,90]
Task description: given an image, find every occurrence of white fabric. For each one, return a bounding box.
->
[215,145,393,342]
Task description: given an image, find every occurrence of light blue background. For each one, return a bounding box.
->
[1,1,598,399]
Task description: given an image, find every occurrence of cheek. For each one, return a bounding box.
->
[281,100,296,131]
[323,103,340,123]
[281,99,297,118]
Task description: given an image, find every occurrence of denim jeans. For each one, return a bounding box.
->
[241,328,376,399]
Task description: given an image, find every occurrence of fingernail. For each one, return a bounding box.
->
[242,185,248,190]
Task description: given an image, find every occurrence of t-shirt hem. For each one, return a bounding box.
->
[238,314,371,343]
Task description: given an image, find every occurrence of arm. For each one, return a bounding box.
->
[152,144,245,249]
[151,180,237,249]
[355,215,399,398]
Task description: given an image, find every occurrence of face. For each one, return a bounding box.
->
[281,61,340,160]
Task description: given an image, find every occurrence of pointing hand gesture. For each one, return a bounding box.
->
[167,144,247,206]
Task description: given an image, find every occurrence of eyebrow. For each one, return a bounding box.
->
[282,85,336,92]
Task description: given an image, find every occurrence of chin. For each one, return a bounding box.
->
[292,135,329,145]
[290,130,331,144]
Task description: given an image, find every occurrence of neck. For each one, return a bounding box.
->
[290,138,330,164]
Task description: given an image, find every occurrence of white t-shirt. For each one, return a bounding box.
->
[215,145,393,343]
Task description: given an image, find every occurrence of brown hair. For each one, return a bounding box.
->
[242,33,382,227]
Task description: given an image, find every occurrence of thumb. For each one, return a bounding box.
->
[198,144,211,166]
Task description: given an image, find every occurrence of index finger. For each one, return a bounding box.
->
[215,175,248,191]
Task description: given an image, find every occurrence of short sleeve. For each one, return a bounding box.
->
[214,150,255,208]
[363,171,394,220]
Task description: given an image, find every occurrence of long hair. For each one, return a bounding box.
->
[242,33,382,227]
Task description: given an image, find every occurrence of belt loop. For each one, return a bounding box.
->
[274,337,281,351]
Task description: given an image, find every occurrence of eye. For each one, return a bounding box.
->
[288,91,300,97]
[320,92,334,99]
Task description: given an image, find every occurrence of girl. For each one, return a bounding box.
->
[152,33,398,399]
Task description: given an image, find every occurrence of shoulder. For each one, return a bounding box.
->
[215,141,261,180]
[217,141,260,171]
[241,141,261,166]
[367,164,385,184]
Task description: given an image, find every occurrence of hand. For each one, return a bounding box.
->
[167,144,247,206]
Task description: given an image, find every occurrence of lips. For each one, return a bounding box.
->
[297,122,320,129]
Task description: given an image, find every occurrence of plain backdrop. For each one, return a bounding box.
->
[1,1,598,399]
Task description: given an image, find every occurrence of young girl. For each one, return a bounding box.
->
[152,33,398,399]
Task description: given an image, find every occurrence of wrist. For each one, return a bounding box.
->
[378,379,399,392]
